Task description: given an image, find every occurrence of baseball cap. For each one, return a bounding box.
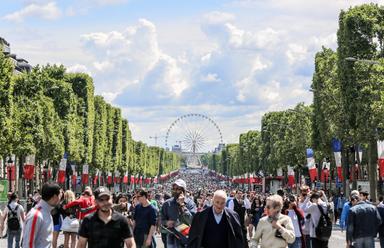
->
[94,186,111,200]
[172,179,186,191]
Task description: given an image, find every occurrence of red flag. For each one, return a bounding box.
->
[287,166,295,187]
[350,163,359,181]
[23,164,34,180]
[57,171,66,184]
[139,176,143,185]
[72,173,77,186]
[321,169,329,182]
[379,159,384,178]
[307,155,317,182]
[82,174,89,185]
[114,171,120,183]
[145,178,151,184]
[153,177,158,184]
[107,172,112,185]
[93,170,99,185]
[337,167,343,181]
[130,175,135,184]
[23,155,35,180]
[123,172,128,184]
[334,151,343,181]
[82,164,89,185]
[57,158,66,184]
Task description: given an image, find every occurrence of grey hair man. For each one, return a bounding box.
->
[189,190,245,248]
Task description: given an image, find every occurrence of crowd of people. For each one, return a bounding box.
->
[0,169,383,248]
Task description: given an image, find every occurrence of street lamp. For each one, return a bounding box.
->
[149,135,165,179]
[286,109,313,117]
[309,89,340,103]
[149,135,165,147]
[7,157,13,192]
[345,57,379,65]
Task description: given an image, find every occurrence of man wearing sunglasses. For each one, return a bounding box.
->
[250,194,295,248]
[160,179,196,248]
[77,186,136,248]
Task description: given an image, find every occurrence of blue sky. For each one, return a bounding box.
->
[1,0,381,150]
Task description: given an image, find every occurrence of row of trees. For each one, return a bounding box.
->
[0,53,180,179]
[202,103,312,178]
[203,3,384,199]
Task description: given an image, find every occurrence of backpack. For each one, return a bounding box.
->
[315,204,332,241]
[7,204,20,231]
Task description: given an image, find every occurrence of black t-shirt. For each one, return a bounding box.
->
[78,210,133,248]
[133,204,157,234]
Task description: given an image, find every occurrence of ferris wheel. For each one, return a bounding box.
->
[165,113,224,168]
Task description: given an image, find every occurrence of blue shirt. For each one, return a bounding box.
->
[212,208,224,224]
[340,201,351,230]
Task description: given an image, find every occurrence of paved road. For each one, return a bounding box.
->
[0,226,380,247]
[0,232,166,247]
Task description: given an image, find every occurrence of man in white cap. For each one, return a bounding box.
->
[160,179,196,248]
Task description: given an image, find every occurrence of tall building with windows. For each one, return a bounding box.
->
[0,37,32,74]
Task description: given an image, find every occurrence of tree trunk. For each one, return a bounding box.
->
[343,148,350,196]
[368,139,378,202]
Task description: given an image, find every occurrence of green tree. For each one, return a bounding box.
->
[337,3,384,200]
[0,48,15,158]
[67,73,95,164]
[92,96,108,170]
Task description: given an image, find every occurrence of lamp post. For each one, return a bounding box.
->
[7,157,13,192]
[149,135,165,183]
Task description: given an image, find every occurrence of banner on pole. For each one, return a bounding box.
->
[332,138,343,181]
[82,164,89,185]
[306,148,317,182]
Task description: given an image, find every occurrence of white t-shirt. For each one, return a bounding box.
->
[288,209,301,237]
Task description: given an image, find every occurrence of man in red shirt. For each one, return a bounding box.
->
[63,187,96,220]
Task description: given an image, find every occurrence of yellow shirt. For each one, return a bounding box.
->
[250,214,295,248]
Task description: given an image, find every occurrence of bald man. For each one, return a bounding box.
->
[188,190,246,248]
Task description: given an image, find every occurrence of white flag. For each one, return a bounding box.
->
[83,164,89,175]
[59,158,67,171]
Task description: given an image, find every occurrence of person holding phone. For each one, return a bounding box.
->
[250,194,295,248]
[160,179,196,248]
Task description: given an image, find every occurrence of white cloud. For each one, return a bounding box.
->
[202,13,281,52]
[67,64,91,75]
[203,11,235,24]
[286,43,308,65]
[81,19,189,103]
[93,61,113,71]
[3,2,61,22]
[63,0,129,16]
[201,73,221,83]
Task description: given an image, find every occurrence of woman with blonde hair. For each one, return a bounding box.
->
[61,190,79,248]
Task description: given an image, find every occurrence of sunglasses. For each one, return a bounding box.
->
[97,197,110,202]
[266,205,274,209]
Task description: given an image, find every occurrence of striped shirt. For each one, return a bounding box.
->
[22,200,54,248]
